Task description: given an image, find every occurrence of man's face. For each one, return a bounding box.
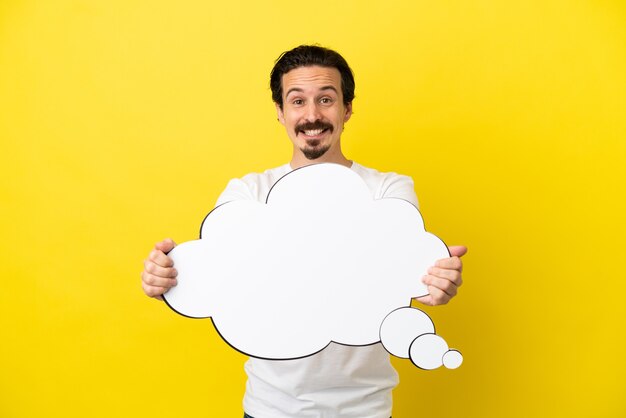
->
[276,66,352,161]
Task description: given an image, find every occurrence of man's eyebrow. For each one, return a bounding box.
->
[320,86,338,94]
[285,87,304,97]
[285,86,338,97]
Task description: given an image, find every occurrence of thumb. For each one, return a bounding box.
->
[415,295,434,306]
[448,245,468,257]
[155,238,177,253]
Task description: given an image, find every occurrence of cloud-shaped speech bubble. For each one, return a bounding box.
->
[163,163,462,369]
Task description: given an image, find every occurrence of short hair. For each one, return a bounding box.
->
[270,45,355,109]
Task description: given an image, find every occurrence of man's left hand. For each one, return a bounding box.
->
[416,245,467,306]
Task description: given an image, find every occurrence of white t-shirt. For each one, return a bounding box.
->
[216,162,419,418]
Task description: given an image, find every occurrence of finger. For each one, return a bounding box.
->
[155,238,177,254]
[143,259,178,278]
[415,294,434,306]
[435,256,462,271]
[422,274,458,298]
[142,281,168,299]
[148,248,175,268]
[427,266,463,287]
[141,270,178,288]
[448,245,467,258]
[425,285,450,306]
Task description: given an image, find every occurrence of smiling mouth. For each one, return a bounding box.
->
[296,121,333,138]
[300,128,329,137]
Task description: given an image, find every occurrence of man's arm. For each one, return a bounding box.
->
[416,245,467,306]
[141,238,178,300]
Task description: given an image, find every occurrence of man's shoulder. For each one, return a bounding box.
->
[216,164,292,205]
[351,162,418,207]
[351,161,408,180]
[239,164,292,186]
[350,161,413,188]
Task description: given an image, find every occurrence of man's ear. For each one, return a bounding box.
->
[275,102,285,125]
[344,102,353,123]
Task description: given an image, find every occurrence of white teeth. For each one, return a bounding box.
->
[304,129,323,136]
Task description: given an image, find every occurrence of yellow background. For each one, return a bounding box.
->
[1,0,625,416]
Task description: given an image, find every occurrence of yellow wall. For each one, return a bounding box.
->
[1,1,625,416]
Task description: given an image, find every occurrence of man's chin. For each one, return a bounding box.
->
[302,145,330,160]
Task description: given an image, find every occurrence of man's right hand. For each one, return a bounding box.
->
[141,238,178,301]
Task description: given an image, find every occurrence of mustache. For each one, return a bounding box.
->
[295,120,334,133]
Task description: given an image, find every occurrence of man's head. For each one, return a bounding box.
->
[270,45,355,111]
[270,45,355,166]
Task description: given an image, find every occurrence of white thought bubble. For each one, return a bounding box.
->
[163,163,462,369]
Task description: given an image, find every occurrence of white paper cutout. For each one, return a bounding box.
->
[163,163,462,369]
[379,307,463,369]
[379,307,436,359]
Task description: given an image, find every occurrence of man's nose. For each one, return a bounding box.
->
[304,102,322,121]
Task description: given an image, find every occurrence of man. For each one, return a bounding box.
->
[141,45,466,418]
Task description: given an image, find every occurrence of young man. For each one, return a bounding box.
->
[141,45,466,418]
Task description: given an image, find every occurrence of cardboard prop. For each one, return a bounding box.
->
[164,163,462,369]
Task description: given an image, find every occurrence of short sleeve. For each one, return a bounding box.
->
[215,178,256,207]
[379,174,419,208]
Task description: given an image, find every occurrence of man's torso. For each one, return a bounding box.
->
[216,162,418,418]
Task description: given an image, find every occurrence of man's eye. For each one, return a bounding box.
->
[293,99,304,105]
[320,97,333,104]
